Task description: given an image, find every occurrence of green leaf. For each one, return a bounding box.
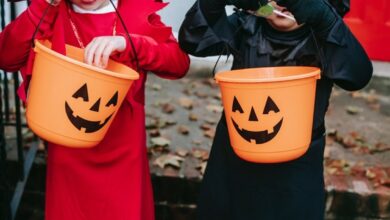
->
[256,4,274,17]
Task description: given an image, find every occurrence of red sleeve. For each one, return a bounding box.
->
[117,13,190,79]
[0,0,58,72]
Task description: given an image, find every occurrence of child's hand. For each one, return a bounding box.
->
[84,36,126,69]
[275,0,336,26]
[227,0,268,10]
[275,0,337,37]
[46,0,61,6]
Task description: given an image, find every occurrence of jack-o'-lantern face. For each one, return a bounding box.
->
[65,83,118,133]
[231,96,283,144]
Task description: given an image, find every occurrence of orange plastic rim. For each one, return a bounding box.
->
[215,66,320,83]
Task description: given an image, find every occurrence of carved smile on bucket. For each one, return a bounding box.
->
[65,102,113,133]
[231,96,283,144]
[231,118,283,144]
[65,83,118,133]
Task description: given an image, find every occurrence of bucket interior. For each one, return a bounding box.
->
[35,40,139,80]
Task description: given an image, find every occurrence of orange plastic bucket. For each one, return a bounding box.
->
[26,40,139,148]
[215,67,321,163]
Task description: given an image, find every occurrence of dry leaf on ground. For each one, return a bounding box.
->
[161,103,176,114]
[151,137,171,147]
[153,154,184,169]
[204,129,216,139]
[152,83,162,91]
[192,148,210,161]
[346,106,362,115]
[207,105,223,113]
[178,97,194,110]
[197,161,208,175]
[149,129,160,137]
[189,113,198,121]
[175,148,189,157]
[178,125,190,135]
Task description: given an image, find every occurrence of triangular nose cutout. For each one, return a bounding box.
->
[90,98,101,112]
[249,107,258,121]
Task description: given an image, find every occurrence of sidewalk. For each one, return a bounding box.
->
[372,61,390,78]
[144,60,390,219]
[3,60,390,220]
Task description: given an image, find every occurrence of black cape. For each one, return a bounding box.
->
[179,2,372,219]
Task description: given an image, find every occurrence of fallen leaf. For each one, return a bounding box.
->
[178,125,190,135]
[327,128,337,137]
[205,117,217,125]
[202,78,217,87]
[151,137,171,147]
[190,81,202,89]
[350,164,366,178]
[380,178,390,188]
[324,147,331,159]
[350,91,363,98]
[178,97,194,110]
[192,148,210,161]
[153,154,184,169]
[175,148,189,157]
[192,140,202,145]
[213,93,222,100]
[368,103,381,111]
[165,118,177,126]
[325,159,350,176]
[146,118,159,129]
[197,161,208,175]
[342,136,357,149]
[349,131,365,143]
[188,113,198,121]
[204,129,215,139]
[371,143,390,153]
[346,106,362,115]
[200,123,213,131]
[157,118,177,129]
[207,105,224,113]
[182,88,192,96]
[161,103,176,114]
[149,129,161,137]
[365,91,379,104]
[152,83,162,91]
[365,169,376,179]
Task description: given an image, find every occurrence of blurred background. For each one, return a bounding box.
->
[1,0,389,220]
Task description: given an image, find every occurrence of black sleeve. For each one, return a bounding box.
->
[178,0,239,57]
[321,18,373,91]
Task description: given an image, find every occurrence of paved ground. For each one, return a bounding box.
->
[2,60,390,219]
[144,63,390,219]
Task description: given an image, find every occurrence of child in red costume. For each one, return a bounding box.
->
[0,0,190,219]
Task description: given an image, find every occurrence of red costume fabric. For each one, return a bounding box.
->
[0,0,189,219]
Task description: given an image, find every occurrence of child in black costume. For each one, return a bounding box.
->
[179,0,373,219]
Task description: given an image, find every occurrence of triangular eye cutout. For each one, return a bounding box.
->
[106,91,118,107]
[263,96,280,114]
[232,96,244,113]
[73,83,89,101]
[249,107,258,121]
[90,98,101,112]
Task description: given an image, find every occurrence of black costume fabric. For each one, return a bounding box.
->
[179,1,372,220]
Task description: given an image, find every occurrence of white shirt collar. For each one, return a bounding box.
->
[72,0,118,14]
